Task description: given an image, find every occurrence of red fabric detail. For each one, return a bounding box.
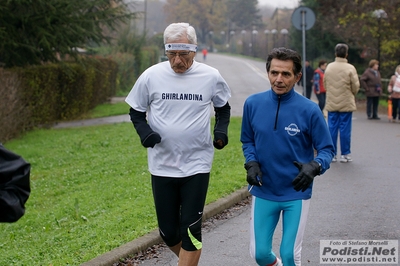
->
[315,68,326,93]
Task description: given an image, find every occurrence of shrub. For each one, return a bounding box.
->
[0,69,29,141]
[0,58,118,142]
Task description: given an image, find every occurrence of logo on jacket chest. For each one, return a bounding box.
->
[284,123,301,136]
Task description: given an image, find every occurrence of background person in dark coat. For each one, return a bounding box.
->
[360,59,382,120]
[300,60,314,99]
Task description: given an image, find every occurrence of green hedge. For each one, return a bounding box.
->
[106,46,159,95]
[20,58,118,123]
[1,46,162,143]
[0,58,118,142]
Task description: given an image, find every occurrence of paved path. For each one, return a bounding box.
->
[79,53,399,266]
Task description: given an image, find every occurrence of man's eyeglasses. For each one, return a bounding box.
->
[166,51,192,59]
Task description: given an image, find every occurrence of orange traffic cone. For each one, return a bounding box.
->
[388,98,393,122]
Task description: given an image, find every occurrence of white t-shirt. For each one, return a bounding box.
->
[125,60,231,177]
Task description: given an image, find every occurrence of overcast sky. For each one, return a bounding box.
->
[258,0,300,8]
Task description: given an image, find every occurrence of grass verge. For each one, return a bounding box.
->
[78,102,129,119]
[1,117,245,265]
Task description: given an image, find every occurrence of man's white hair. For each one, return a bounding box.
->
[164,22,197,45]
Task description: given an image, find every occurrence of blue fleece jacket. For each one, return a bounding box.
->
[241,88,334,201]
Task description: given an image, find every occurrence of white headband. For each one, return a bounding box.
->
[165,43,197,52]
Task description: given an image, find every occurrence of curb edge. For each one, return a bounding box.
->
[81,187,250,266]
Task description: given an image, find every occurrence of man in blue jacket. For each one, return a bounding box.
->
[241,47,334,266]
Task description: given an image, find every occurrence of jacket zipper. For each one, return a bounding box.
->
[274,95,281,130]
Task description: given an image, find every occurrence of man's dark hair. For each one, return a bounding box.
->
[335,43,348,58]
[266,47,302,75]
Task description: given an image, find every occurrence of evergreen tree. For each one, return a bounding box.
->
[0,0,138,67]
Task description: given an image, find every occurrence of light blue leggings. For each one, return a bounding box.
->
[249,196,310,266]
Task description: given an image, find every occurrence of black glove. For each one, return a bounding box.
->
[213,132,227,149]
[142,132,161,148]
[292,160,320,192]
[244,161,262,187]
[129,108,162,148]
[213,102,230,150]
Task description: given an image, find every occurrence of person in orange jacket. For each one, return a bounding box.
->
[313,60,328,111]
[202,48,208,61]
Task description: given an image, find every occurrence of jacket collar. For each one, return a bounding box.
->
[335,57,348,63]
[271,87,296,102]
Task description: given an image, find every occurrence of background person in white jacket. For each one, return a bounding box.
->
[324,43,360,163]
